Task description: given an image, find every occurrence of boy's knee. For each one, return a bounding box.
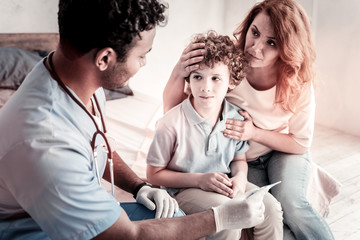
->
[263,193,283,221]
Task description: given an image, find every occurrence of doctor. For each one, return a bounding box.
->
[0,0,267,239]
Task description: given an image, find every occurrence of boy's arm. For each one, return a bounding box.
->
[147,165,233,196]
[229,154,248,198]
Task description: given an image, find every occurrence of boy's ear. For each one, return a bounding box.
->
[184,81,192,95]
[228,82,236,90]
[95,48,117,71]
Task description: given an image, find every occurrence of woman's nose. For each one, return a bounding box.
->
[252,39,264,54]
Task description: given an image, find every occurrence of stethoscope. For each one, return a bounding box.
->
[44,51,115,196]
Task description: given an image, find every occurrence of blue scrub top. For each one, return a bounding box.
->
[0,61,122,239]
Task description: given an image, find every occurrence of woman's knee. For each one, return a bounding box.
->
[272,181,309,212]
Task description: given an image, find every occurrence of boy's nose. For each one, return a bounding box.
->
[201,79,212,92]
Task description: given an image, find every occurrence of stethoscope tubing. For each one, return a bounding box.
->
[44,51,115,196]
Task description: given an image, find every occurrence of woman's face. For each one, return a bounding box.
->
[244,12,280,69]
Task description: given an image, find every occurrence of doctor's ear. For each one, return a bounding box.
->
[95,48,117,71]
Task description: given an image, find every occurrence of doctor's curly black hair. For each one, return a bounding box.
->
[58,0,167,62]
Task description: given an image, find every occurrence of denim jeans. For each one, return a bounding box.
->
[247,151,335,240]
[120,202,185,220]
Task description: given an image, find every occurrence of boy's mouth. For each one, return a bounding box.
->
[200,96,214,99]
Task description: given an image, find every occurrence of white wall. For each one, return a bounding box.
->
[1,0,359,137]
[313,0,360,137]
[0,0,57,33]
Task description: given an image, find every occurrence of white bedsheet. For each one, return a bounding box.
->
[105,90,163,179]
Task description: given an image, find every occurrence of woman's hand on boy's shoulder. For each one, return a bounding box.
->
[224,110,256,141]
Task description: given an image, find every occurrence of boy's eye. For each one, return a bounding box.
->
[192,74,202,80]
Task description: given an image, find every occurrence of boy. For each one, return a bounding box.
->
[147,31,283,240]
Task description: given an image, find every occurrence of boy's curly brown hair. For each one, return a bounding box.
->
[187,30,247,90]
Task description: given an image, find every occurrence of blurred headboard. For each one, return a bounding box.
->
[0,33,59,107]
[0,33,59,51]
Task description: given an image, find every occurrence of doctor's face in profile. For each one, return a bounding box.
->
[101,28,156,89]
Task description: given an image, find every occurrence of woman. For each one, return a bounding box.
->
[162,0,334,239]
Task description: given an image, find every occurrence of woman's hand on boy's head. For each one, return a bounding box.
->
[176,42,205,78]
[223,110,255,141]
[198,172,233,197]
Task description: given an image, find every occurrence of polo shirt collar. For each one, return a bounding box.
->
[182,95,230,127]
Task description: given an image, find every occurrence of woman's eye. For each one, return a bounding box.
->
[251,28,259,37]
[267,40,276,47]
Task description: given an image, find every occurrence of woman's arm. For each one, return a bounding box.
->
[224,111,308,154]
[163,42,205,113]
[251,127,307,154]
[229,154,248,198]
[147,165,233,196]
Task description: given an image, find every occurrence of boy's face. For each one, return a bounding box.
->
[189,62,233,112]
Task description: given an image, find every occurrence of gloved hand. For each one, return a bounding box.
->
[136,185,179,218]
[212,187,267,232]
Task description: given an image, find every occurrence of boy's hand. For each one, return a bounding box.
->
[229,176,247,198]
[198,172,233,197]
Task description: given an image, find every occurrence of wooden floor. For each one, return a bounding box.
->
[312,124,360,240]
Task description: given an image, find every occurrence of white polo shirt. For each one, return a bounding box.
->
[147,96,249,194]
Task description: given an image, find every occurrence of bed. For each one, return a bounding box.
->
[0,33,163,201]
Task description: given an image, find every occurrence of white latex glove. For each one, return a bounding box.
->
[136,186,179,218]
[212,187,267,232]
